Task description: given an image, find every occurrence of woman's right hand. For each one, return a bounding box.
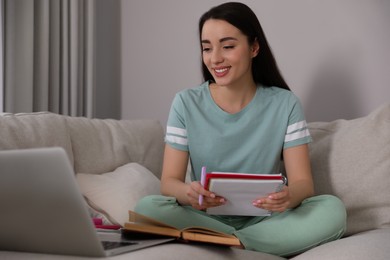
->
[187,181,226,210]
[160,145,225,210]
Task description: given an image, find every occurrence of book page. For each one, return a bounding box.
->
[128,210,176,229]
[124,222,181,238]
[181,230,241,246]
[182,227,234,238]
[125,211,241,245]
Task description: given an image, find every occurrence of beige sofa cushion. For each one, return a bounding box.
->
[291,228,390,260]
[0,112,74,166]
[65,116,164,178]
[308,103,390,236]
[76,163,161,226]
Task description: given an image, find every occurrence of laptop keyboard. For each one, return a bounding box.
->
[101,241,138,250]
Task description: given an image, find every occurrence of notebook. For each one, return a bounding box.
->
[0,147,173,257]
[204,172,286,216]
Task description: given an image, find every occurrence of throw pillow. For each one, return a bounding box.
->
[76,163,161,226]
[308,103,390,236]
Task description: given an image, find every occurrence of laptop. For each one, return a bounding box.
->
[0,147,173,257]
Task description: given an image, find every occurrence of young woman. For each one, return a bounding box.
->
[135,2,346,257]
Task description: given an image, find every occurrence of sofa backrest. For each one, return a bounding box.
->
[65,115,164,178]
[0,112,165,179]
[308,103,390,236]
[0,112,74,166]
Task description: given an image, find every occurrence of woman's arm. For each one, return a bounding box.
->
[161,144,224,210]
[282,144,314,208]
[160,144,190,204]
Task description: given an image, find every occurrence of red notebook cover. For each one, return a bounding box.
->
[204,172,284,191]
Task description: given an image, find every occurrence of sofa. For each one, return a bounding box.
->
[0,102,389,260]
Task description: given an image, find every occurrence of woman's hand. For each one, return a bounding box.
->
[186,181,226,210]
[252,144,315,213]
[252,186,291,213]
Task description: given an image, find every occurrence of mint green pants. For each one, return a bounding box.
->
[135,194,346,257]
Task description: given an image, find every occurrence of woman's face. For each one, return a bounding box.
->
[201,19,259,88]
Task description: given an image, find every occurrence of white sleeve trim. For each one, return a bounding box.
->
[286,120,307,134]
[284,128,310,143]
[167,126,187,137]
[165,135,188,146]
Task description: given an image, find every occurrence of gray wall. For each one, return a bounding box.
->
[95,0,121,119]
[121,0,390,125]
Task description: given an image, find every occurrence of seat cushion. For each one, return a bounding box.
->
[0,243,285,260]
[291,228,390,260]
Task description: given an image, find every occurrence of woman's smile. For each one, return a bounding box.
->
[213,66,231,77]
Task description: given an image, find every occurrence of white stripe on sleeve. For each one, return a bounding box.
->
[165,135,188,146]
[166,126,187,137]
[286,120,307,134]
[284,129,310,143]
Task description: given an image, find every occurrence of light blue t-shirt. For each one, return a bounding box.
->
[165,81,311,181]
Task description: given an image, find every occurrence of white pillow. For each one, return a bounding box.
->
[76,163,160,226]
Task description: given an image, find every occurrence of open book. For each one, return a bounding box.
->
[123,210,241,246]
[203,171,286,216]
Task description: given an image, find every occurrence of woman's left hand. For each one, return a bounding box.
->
[252,186,291,213]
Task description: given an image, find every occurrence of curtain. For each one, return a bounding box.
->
[3,0,96,118]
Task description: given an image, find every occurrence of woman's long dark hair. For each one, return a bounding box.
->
[199,2,290,91]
